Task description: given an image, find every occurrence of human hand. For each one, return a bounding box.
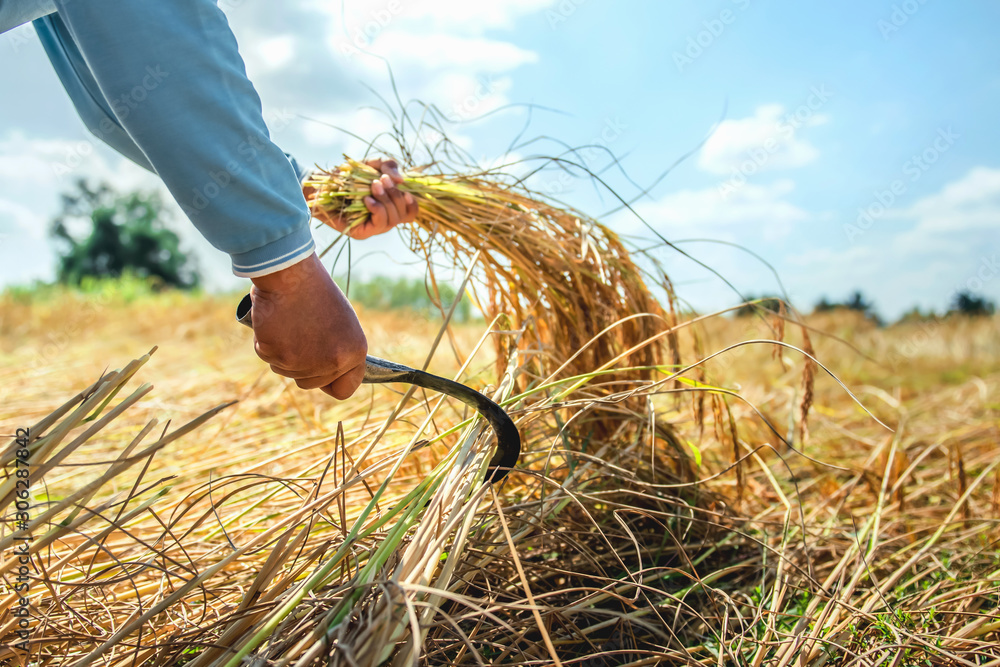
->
[249,253,368,399]
[304,158,418,240]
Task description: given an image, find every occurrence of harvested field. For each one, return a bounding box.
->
[2,280,997,665]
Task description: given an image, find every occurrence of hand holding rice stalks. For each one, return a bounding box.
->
[305,157,674,402]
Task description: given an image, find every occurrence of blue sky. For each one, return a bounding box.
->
[1,1,998,319]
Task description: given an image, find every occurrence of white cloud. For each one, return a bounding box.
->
[790,167,1000,319]
[787,244,877,270]
[218,0,551,170]
[404,0,556,29]
[326,16,539,126]
[619,178,810,241]
[0,132,162,192]
[320,0,556,34]
[366,32,537,71]
[892,166,1000,235]
[251,35,297,72]
[698,104,826,176]
[0,134,85,186]
[0,199,45,238]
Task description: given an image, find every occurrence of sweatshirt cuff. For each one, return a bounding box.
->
[230,223,316,278]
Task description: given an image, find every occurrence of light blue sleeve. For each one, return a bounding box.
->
[0,0,55,34]
[34,1,316,278]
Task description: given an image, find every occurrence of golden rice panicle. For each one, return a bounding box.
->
[306,157,669,392]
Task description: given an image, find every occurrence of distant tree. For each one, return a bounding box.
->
[844,290,874,314]
[50,180,200,289]
[813,296,835,313]
[812,290,882,324]
[734,295,784,317]
[948,291,996,317]
[896,306,936,324]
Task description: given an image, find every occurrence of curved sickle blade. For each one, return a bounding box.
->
[237,294,520,483]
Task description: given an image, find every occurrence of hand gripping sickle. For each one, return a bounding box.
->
[236,294,520,483]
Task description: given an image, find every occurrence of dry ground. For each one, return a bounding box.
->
[1,289,998,665]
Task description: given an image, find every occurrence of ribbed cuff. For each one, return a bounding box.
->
[230,224,316,278]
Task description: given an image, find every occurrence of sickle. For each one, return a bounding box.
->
[236,294,519,483]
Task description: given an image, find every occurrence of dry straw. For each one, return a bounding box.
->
[1,151,998,665]
[306,158,668,388]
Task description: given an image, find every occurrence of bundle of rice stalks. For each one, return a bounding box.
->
[306,159,673,400]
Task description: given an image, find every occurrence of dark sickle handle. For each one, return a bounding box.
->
[236,294,519,483]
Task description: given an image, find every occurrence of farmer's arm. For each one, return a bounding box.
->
[33,6,416,252]
[37,1,311,275]
[32,1,409,397]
